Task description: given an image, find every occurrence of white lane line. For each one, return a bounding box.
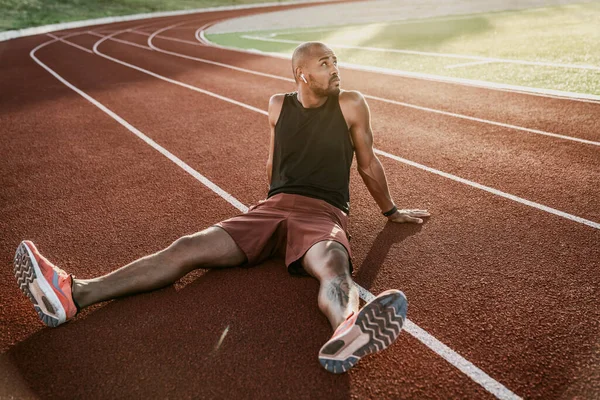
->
[88,31,153,50]
[168,26,201,31]
[141,26,600,147]
[196,25,207,44]
[94,29,267,116]
[359,289,520,400]
[31,37,521,400]
[148,22,292,81]
[31,37,247,213]
[196,21,220,45]
[130,29,203,46]
[94,29,600,230]
[404,320,519,400]
[446,60,496,69]
[200,29,600,104]
[362,94,600,147]
[240,35,600,71]
[374,149,600,230]
[46,33,93,54]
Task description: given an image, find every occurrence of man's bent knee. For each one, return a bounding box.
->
[162,227,246,270]
[303,241,350,281]
[322,247,350,277]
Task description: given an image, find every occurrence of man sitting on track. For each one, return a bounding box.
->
[13,42,430,374]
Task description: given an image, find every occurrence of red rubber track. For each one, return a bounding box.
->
[1,3,599,399]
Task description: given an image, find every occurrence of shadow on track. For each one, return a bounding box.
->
[4,261,351,399]
[353,221,424,290]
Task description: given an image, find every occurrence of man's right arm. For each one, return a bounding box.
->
[267,94,285,185]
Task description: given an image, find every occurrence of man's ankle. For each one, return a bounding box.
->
[70,277,86,312]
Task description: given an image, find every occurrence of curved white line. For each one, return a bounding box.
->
[131,29,201,46]
[87,31,152,50]
[241,35,600,71]
[86,27,600,230]
[46,33,93,54]
[199,28,600,104]
[94,27,268,116]
[145,25,600,147]
[31,35,248,213]
[149,22,293,82]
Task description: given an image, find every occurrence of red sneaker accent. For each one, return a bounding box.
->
[13,241,77,327]
[318,290,408,374]
[332,311,357,337]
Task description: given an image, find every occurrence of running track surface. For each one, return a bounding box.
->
[1,2,599,399]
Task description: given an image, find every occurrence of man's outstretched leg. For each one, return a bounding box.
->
[301,240,407,374]
[13,226,246,327]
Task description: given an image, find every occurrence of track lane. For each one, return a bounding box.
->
[2,2,596,396]
[78,10,600,148]
[105,27,600,396]
[173,20,600,141]
[34,28,600,396]
[38,0,321,42]
[177,23,600,134]
[153,24,600,148]
[0,30,356,400]
[2,36,500,400]
[86,31,600,223]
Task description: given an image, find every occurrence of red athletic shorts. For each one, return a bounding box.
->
[215,193,352,275]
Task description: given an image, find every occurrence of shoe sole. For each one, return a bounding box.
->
[318,290,407,374]
[13,242,66,327]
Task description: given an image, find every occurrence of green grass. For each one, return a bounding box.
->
[207,2,600,95]
[0,0,279,31]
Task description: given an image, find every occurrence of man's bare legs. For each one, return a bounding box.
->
[304,240,407,374]
[72,227,246,309]
[301,240,359,330]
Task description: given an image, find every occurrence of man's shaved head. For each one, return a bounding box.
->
[291,41,340,98]
[292,42,331,82]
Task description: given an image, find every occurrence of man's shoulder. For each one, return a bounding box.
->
[339,90,367,115]
[268,93,288,125]
[339,90,365,109]
[339,90,365,104]
[268,93,287,111]
[269,92,292,107]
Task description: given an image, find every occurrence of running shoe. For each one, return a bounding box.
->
[13,241,77,327]
[318,289,408,374]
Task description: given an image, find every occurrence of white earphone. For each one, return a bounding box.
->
[300,74,307,83]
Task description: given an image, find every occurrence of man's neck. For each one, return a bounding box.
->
[297,88,327,108]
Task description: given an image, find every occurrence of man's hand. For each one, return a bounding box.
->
[387,209,430,224]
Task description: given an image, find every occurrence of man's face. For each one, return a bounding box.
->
[305,46,341,96]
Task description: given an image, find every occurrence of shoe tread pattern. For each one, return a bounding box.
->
[354,291,406,359]
[13,244,59,327]
[319,356,359,374]
[319,291,407,374]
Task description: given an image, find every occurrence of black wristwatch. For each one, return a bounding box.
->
[382,205,398,217]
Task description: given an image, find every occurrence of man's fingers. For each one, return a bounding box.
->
[412,211,430,217]
[392,214,423,224]
[388,208,430,223]
[402,209,430,216]
[397,209,430,218]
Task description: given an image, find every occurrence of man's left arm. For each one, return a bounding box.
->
[343,91,430,224]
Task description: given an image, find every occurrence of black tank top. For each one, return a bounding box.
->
[268,92,354,213]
